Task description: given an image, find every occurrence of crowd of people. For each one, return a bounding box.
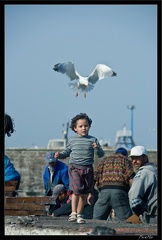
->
[4,113,157,224]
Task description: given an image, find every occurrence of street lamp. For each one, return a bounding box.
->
[127,105,135,148]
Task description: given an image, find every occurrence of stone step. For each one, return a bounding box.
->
[5,216,158,236]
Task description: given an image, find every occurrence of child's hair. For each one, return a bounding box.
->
[4,114,15,137]
[70,113,92,132]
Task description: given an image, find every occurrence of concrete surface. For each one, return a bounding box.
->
[4,215,158,237]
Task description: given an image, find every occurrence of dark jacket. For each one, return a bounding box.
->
[49,188,99,219]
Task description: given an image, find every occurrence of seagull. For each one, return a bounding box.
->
[53,61,117,97]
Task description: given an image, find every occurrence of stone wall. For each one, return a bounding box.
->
[5,148,157,197]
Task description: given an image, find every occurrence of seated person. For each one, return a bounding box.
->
[43,151,69,196]
[49,184,98,219]
[4,114,21,196]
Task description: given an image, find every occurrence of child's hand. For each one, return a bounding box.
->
[87,193,93,205]
[54,152,60,158]
[92,142,98,149]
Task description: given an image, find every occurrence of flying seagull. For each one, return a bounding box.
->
[53,61,117,97]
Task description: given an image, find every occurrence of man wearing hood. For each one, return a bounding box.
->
[126,146,157,224]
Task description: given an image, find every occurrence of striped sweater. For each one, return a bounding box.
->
[59,134,104,166]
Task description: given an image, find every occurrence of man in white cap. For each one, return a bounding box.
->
[126,146,157,224]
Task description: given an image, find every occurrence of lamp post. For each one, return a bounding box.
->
[127,105,135,148]
[62,121,69,146]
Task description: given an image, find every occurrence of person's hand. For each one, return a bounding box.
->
[92,143,98,149]
[87,193,93,205]
[51,213,54,217]
[55,152,60,158]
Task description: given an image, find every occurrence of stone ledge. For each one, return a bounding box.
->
[5,216,158,237]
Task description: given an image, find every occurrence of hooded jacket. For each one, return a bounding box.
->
[4,155,20,181]
[128,162,157,224]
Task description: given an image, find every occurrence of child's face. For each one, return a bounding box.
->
[74,118,90,136]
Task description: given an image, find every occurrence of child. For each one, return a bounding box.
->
[55,113,104,223]
[4,114,21,196]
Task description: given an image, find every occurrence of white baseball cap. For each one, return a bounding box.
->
[128,146,147,157]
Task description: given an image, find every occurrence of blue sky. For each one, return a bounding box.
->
[5,4,157,149]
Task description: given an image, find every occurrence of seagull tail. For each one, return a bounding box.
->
[68,81,78,90]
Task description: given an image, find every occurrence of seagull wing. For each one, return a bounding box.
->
[53,61,80,81]
[88,64,117,84]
